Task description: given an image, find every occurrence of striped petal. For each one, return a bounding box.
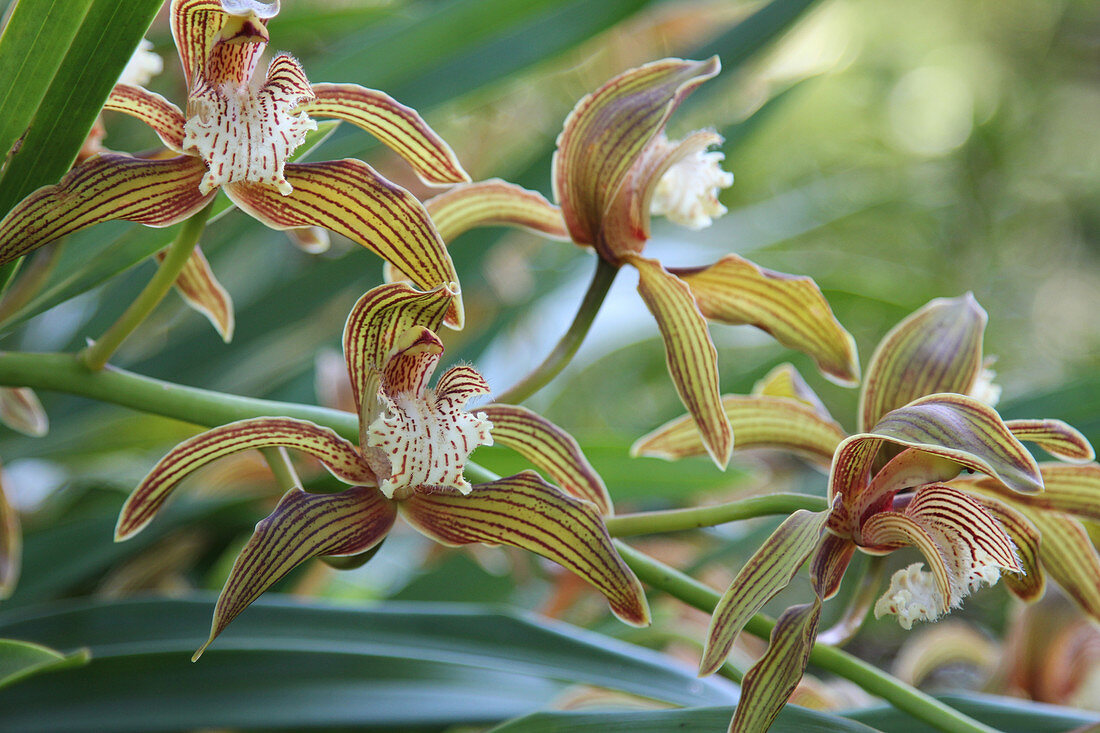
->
[0,387,49,438]
[303,84,469,186]
[424,179,568,244]
[553,57,720,249]
[480,404,612,515]
[729,598,822,733]
[172,0,275,89]
[810,533,855,600]
[224,158,463,328]
[701,507,831,676]
[342,282,456,415]
[0,469,19,599]
[1006,419,1095,463]
[631,394,846,470]
[1018,510,1100,621]
[976,498,1044,602]
[0,154,214,266]
[196,485,395,659]
[861,512,952,620]
[104,84,186,151]
[860,294,987,431]
[161,245,234,342]
[957,463,1100,522]
[669,255,859,386]
[630,255,731,469]
[401,471,649,627]
[118,417,375,540]
[752,363,832,419]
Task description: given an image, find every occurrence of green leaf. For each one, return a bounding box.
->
[844,693,1099,733]
[0,0,163,215]
[0,638,88,690]
[490,705,879,732]
[0,596,737,731]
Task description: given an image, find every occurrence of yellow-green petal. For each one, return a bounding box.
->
[752,363,832,418]
[118,417,375,540]
[161,245,234,342]
[424,179,568,244]
[701,507,831,676]
[0,154,214,266]
[195,485,395,659]
[1021,510,1100,621]
[1006,419,1095,463]
[630,255,731,469]
[225,159,463,328]
[103,84,186,151]
[631,394,845,470]
[859,294,987,431]
[480,404,612,515]
[728,598,822,733]
[304,83,469,186]
[0,387,49,438]
[670,255,859,386]
[401,471,649,627]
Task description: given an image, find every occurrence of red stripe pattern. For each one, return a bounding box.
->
[104,85,187,151]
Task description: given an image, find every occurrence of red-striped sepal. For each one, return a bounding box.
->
[629,255,731,469]
[700,507,831,676]
[0,154,214,266]
[1006,419,1095,463]
[401,471,649,626]
[669,255,859,386]
[480,404,612,515]
[118,417,375,540]
[194,484,395,659]
[303,84,469,186]
[224,158,463,328]
[160,245,234,342]
[104,84,186,151]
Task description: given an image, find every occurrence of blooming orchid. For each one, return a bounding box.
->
[0,0,470,328]
[635,293,1099,731]
[552,57,859,468]
[116,281,648,657]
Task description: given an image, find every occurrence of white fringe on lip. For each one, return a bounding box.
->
[649,143,733,230]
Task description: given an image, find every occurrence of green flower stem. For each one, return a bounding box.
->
[261,447,300,492]
[79,201,215,371]
[614,541,999,733]
[0,351,360,442]
[604,494,828,537]
[495,257,618,404]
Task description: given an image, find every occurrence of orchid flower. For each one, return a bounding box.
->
[0,0,470,328]
[635,293,1099,731]
[550,57,860,469]
[116,281,647,658]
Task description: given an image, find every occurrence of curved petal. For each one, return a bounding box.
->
[630,256,731,469]
[424,179,569,244]
[0,470,19,599]
[957,463,1100,522]
[859,294,987,431]
[195,484,394,659]
[669,255,859,386]
[869,394,1043,494]
[118,417,375,540]
[434,364,492,406]
[303,83,469,186]
[752,363,832,418]
[285,226,329,253]
[700,507,831,676]
[810,533,855,600]
[480,404,612,515]
[552,57,720,247]
[976,498,1043,602]
[860,511,951,614]
[225,158,463,328]
[0,154,214,266]
[172,0,275,88]
[0,387,49,438]
[729,599,821,733]
[401,471,649,627]
[342,282,455,419]
[104,84,186,151]
[631,395,845,470]
[848,447,968,527]
[1020,510,1100,621]
[380,327,443,397]
[1006,419,1095,463]
[904,485,1021,577]
[160,245,234,342]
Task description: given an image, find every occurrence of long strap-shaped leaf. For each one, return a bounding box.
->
[402,471,649,627]
[118,417,375,540]
[700,507,830,675]
[196,485,396,659]
[630,255,731,469]
[669,255,859,386]
[481,404,612,515]
[729,598,822,733]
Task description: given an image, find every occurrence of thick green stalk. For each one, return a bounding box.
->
[261,447,301,491]
[495,258,618,404]
[614,542,999,733]
[80,201,215,371]
[605,494,827,537]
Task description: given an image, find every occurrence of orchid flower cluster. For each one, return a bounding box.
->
[0,2,1097,733]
